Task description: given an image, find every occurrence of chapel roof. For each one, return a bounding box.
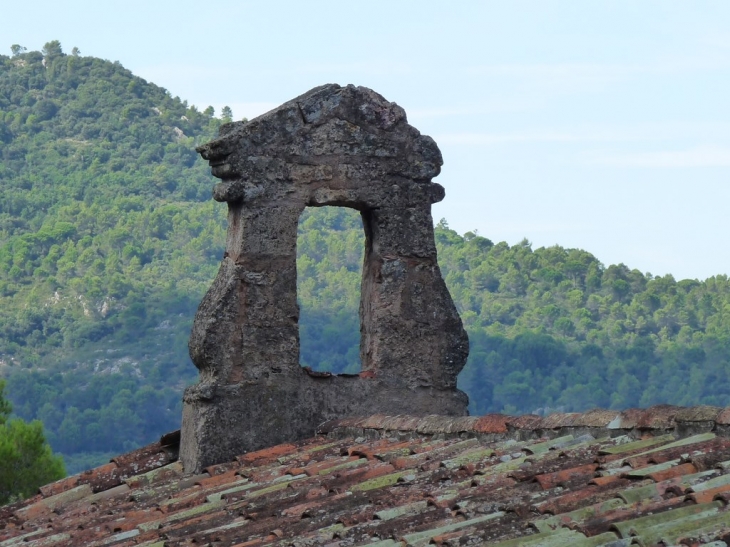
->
[5,406,730,546]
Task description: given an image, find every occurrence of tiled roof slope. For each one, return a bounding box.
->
[7,406,730,545]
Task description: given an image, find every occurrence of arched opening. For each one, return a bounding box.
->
[296,206,364,374]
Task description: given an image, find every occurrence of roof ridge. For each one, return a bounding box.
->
[319,404,730,439]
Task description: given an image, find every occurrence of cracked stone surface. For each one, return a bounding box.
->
[181,84,469,472]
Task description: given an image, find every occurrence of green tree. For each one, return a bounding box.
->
[221,106,233,123]
[10,44,26,57]
[0,382,11,422]
[41,40,63,59]
[0,380,65,505]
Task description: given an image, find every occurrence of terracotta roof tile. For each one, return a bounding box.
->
[577,496,689,537]
[634,404,682,429]
[111,441,165,467]
[506,414,543,430]
[377,415,422,431]
[14,483,93,521]
[646,462,697,482]
[676,405,725,423]
[716,408,730,425]
[124,461,184,489]
[444,416,483,434]
[687,482,730,504]
[359,414,391,429]
[415,415,464,435]
[472,414,510,434]
[348,439,417,461]
[195,469,240,488]
[394,415,429,431]
[236,443,298,465]
[534,463,599,490]
[598,433,675,457]
[533,481,630,515]
[203,460,239,477]
[571,408,621,428]
[539,412,581,429]
[691,447,730,471]
[8,406,730,546]
[607,408,646,429]
[38,473,80,498]
[589,475,624,487]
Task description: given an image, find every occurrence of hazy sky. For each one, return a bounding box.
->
[3,1,729,280]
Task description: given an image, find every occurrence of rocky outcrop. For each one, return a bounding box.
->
[181,84,469,472]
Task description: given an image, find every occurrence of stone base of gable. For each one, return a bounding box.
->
[180,375,469,473]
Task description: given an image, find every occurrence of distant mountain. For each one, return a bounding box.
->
[2,43,730,473]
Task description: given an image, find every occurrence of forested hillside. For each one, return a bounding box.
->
[2,43,730,474]
[295,210,730,418]
[0,42,227,471]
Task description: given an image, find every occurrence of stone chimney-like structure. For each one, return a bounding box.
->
[180,84,469,472]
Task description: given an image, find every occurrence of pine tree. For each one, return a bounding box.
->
[0,380,65,505]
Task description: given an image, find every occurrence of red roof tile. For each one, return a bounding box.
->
[236,443,298,464]
[539,412,581,429]
[634,404,682,429]
[7,406,730,546]
[472,414,510,434]
[648,462,698,482]
[535,463,599,490]
[111,441,165,466]
[676,405,724,423]
[506,413,543,430]
[716,408,730,425]
[572,408,621,428]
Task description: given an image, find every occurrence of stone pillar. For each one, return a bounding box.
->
[360,206,468,389]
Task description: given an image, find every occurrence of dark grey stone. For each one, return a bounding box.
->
[181,84,469,473]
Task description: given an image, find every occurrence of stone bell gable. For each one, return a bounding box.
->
[181,84,469,472]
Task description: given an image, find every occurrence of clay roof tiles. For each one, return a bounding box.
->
[7,405,730,546]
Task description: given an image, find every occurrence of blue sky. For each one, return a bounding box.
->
[3,1,729,280]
